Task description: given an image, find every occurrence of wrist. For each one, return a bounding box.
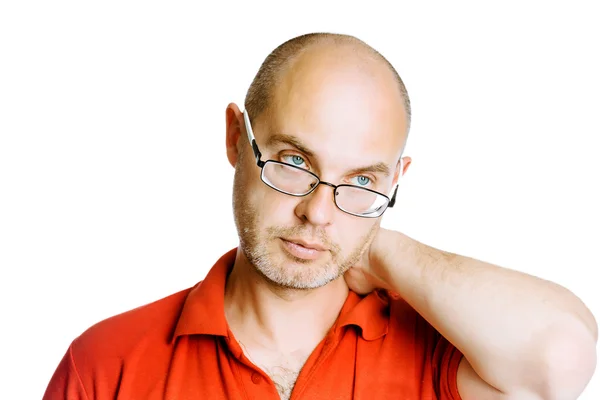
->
[370,229,422,292]
[368,229,405,288]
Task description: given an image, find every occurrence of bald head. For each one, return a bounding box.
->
[230,34,411,288]
[244,33,411,134]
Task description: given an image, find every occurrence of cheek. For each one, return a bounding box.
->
[248,186,301,226]
[336,219,378,250]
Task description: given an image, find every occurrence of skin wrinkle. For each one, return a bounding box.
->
[234,153,376,290]
[265,134,316,158]
[227,33,407,400]
[231,128,381,397]
[39,32,598,400]
[263,133,393,189]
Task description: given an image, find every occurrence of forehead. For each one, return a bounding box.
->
[264,46,408,167]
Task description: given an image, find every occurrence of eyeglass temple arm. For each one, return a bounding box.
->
[388,185,399,208]
[387,157,404,208]
[245,108,402,210]
[243,110,264,166]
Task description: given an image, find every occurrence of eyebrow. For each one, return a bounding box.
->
[264,133,391,177]
[265,134,315,158]
[346,162,391,178]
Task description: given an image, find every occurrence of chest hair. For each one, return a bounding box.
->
[263,364,301,400]
[240,342,311,400]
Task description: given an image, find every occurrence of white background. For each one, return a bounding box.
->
[1,1,599,398]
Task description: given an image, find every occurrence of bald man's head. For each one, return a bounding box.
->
[230,33,411,290]
[244,33,411,134]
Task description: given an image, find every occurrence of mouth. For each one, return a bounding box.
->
[280,238,328,261]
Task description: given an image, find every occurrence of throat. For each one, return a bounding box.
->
[224,257,350,398]
[224,262,349,347]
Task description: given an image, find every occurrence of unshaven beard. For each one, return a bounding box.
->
[232,160,378,290]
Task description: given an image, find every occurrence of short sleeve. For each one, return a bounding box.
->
[387,293,464,399]
[43,344,90,400]
[432,334,463,400]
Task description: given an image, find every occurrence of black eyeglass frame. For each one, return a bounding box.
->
[242,110,400,218]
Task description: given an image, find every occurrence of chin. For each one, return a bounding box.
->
[256,250,342,290]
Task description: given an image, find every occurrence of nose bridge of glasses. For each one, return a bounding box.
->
[309,180,338,196]
[260,162,392,217]
[302,180,339,220]
[313,180,335,189]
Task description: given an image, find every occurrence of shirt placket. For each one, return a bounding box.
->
[224,335,281,400]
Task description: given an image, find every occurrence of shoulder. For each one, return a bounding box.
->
[43,286,202,399]
[383,290,450,349]
[70,285,195,367]
[382,290,426,327]
[383,292,463,398]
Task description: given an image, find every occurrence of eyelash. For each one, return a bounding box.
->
[281,153,308,168]
[280,152,377,185]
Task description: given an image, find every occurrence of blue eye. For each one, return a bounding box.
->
[283,155,306,167]
[352,176,371,186]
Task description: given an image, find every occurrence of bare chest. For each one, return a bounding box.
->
[240,343,311,400]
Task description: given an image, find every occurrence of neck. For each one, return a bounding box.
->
[224,249,349,353]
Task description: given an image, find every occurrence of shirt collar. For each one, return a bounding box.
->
[336,289,390,341]
[172,248,389,342]
[172,248,236,341]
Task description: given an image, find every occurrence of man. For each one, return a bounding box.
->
[43,33,597,399]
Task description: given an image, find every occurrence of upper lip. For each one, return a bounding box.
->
[283,238,328,251]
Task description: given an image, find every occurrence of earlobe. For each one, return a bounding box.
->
[225,103,243,167]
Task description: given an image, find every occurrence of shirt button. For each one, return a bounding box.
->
[251,372,261,384]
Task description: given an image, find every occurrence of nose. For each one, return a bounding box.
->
[294,182,336,226]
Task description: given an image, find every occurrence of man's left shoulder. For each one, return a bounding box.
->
[380,290,441,339]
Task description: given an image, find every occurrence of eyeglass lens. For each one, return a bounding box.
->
[261,161,388,216]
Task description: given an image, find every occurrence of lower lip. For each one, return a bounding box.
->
[281,239,325,260]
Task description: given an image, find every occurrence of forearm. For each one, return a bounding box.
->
[374,230,597,395]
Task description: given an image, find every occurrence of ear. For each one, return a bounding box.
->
[225,103,244,167]
[392,156,412,185]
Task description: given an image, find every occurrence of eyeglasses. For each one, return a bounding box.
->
[242,110,400,218]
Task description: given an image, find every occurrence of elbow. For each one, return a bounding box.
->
[539,323,597,400]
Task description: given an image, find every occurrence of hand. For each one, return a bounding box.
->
[343,227,394,295]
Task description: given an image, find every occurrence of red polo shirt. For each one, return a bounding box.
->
[44,248,463,399]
